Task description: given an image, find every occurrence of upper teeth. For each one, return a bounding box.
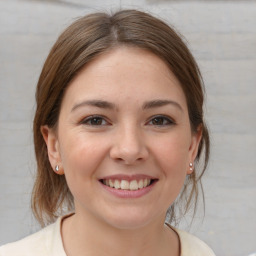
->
[103,179,151,190]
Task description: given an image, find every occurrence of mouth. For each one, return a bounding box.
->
[99,178,157,191]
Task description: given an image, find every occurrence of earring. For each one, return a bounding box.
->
[189,162,193,172]
[55,165,60,172]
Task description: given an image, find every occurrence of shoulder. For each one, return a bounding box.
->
[175,228,216,256]
[0,217,65,256]
[0,224,53,256]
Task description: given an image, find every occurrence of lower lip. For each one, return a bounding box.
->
[100,181,156,198]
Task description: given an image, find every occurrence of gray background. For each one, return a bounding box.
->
[0,0,255,255]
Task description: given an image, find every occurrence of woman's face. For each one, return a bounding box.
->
[44,47,201,229]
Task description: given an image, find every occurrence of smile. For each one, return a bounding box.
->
[101,178,152,191]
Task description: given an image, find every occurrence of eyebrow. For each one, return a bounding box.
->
[71,99,183,112]
[142,99,183,111]
[71,100,115,112]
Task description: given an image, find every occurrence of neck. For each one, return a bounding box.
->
[61,211,179,256]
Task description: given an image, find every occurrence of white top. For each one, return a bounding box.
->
[0,216,216,256]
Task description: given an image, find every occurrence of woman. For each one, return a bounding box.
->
[0,9,215,256]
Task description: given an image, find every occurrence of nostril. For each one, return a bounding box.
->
[109,141,149,164]
[116,157,124,162]
[113,156,145,165]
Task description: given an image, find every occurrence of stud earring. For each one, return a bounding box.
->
[189,163,193,172]
[55,165,60,172]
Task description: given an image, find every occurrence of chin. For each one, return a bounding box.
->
[100,208,162,230]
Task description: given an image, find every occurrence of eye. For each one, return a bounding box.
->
[81,115,109,126]
[148,115,175,126]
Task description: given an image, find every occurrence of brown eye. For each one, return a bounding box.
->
[149,116,174,126]
[90,117,104,125]
[81,116,108,126]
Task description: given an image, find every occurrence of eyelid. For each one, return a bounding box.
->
[79,115,111,126]
[146,115,176,126]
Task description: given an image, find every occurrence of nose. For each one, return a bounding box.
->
[109,124,149,165]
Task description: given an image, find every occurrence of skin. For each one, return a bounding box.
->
[42,47,202,256]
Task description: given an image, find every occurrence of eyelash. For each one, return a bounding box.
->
[80,115,175,127]
[147,115,175,126]
[80,115,110,126]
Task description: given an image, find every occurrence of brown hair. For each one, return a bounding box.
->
[32,9,210,227]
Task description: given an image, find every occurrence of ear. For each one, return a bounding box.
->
[187,125,203,175]
[41,125,64,175]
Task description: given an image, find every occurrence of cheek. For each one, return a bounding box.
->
[59,131,109,178]
[59,133,110,202]
[156,137,190,204]
[153,133,191,177]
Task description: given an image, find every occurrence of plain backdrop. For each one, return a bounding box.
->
[0,0,256,255]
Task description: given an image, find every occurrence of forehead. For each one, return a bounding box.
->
[61,47,187,110]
